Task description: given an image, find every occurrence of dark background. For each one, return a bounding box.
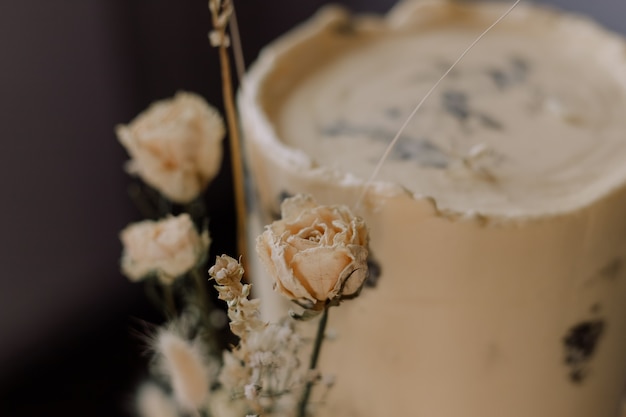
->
[0,1,624,416]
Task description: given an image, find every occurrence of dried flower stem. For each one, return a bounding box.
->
[163,284,177,317]
[229,3,246,85]
[191,268,221,355]
[219,44,248,271]
[210,0,249,273]
[297,307,329,417]
[127,183,159,220]
[192,268,212,316]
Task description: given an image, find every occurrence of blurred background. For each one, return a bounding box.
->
[0,0,624,416]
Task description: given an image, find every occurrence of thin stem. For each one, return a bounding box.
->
[191,268,222,355]
[229,2,246,86]
[192,267,212,315]
[218,40,249,275]
[162,284,177,318]
[297,307,329,417]
[127,183,159,219]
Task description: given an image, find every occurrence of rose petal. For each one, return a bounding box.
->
[290,247,352,301]
[338,245,369,297]
[281,194,318,221]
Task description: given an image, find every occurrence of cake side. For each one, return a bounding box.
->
[239,1,626,416]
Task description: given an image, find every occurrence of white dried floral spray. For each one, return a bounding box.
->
[135,382,180,417]
[205,388,249,417]
[244,383,260,401]
[209,255,307,415]
[154,328,212,412]
[209,255,264,339]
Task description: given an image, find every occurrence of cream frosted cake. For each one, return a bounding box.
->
[239,1,626,416]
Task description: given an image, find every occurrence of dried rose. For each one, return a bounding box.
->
[256,194,369,310]
[116,91,225,203]
[120,213,210,284]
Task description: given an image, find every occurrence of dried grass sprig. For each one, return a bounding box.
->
[208,0,249,274]
[136,382,180,417]
[153,327,215,413]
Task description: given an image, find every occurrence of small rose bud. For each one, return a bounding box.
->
[116,91,225,203]
[256,194,369,311]
[120,213,210,284]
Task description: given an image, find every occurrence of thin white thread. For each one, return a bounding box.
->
[354,0,522,210]
[229,1,246,88]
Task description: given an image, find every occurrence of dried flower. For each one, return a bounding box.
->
[205,388,249,417]
[209,30,231,48]
[219,350,249,389]
[210,256,306,415]
[120,213,210,284]
[135,382,180,417]
[244,383,260,401]
[155,328,211,412]
[209,254,245,288]
[256,194,369,311]
[208,0,232,47]
[209,255,264,337]
[116,91,225,203]
[208,0,233,31]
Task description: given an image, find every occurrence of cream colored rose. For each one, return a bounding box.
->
[120,213,210,284]
[256,195,369,310]
[116,91,225,203]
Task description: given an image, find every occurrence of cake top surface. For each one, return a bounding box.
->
[246,0,626,218]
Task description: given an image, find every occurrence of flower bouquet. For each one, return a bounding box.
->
[116,3,372,416]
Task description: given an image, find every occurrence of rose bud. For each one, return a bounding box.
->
[116,91,225,204]
[120,213,210,284]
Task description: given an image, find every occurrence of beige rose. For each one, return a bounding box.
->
[120,213,210,284]
[116,91,225,203]
[256,194,369,310]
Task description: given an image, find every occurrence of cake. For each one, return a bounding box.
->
[239,1,626,416]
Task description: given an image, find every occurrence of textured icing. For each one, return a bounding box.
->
[239,2,626,417]
[276,13,626,217]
